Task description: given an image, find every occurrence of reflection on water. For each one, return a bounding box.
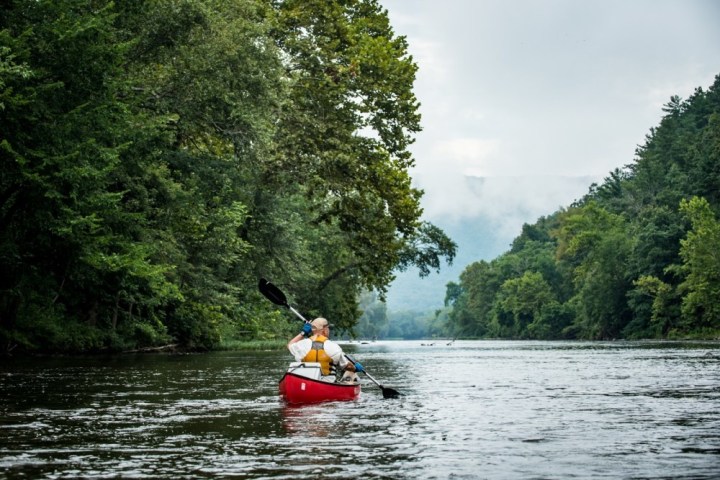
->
[282,405,336,437]
[1,341,719,479]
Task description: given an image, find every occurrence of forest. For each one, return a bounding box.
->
[0,0,457,354]
[3,1,719,352]
[445,77,720,340]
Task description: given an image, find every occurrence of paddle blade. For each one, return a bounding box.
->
[258,278,288,307]
[381,386,401,399]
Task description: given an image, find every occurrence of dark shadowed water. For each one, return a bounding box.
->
[1,340,719,479]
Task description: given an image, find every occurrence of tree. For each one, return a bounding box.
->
[0,0,183,351]
[628,275,678,337]
[447,260,501,337]
[355,290,388,339]
[555,202,633,338]
[677,196,720,333]
[269,0,454,295]
[492,271,555,338]
[0,0,457,352]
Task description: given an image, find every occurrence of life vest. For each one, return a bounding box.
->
[302,335,334,376]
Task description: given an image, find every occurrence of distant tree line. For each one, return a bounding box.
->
[446,77,720,340]
[353,290,448,340]
[0,0,456,354]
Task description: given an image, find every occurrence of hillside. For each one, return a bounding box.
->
[385,175,598,312]
[445,80,720,340]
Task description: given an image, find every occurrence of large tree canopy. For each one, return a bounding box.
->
[0,0,455,353]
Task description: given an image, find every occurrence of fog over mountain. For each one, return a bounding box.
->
[385,175,598,312]
[379,0,720,313]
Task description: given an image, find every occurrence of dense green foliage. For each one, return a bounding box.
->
[447,77,720,340]
[0,0,455,353]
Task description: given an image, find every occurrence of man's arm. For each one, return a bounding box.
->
[288,338,310,361]
[287,332,305,349]
[288,323,313,350]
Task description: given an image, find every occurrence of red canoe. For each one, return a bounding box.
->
[279,363,361,404]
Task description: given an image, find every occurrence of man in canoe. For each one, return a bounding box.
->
[287,317,364,383]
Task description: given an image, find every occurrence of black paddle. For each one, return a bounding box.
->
[258,278,309,322]
[258,278,401,399]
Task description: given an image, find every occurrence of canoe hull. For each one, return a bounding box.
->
[279,372,360,404]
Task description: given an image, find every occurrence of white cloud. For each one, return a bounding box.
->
[382,0,720,309]
[383,0,720,223]
[433,138,500,176]
[406,39,449,84]
[410,138,498,219]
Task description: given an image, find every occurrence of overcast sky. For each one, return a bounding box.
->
[382,0,720,224]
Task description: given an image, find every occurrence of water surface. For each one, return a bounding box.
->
[1,341,719,478]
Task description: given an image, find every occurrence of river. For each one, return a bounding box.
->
[1,340,719,479]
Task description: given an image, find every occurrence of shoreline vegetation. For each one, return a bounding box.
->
[356,78,720,344]
[0,1,456,356]
[2,1,720,356]
[6,337,719,359]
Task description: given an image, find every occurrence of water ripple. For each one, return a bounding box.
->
[1,342,719,479]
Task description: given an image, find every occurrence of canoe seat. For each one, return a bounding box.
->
[288,362,322,380]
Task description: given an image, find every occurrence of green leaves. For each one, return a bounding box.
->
[447,75,720,341]
[264,0,452,312]
[0,0,456,352]
[677,196,720,331]
[494,271,554,338]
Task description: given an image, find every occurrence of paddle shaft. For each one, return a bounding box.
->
[288,305,308,323]
[345,353,400,398]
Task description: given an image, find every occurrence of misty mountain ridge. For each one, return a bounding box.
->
[385,174,598,312]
